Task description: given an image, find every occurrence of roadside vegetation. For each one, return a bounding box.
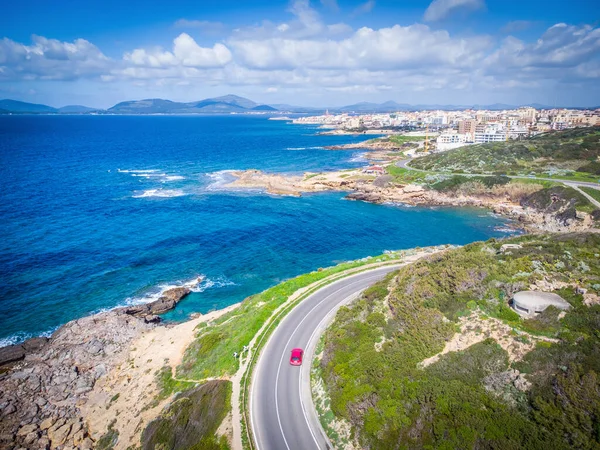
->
[142,380,231,450]
[409,127,600,179]
[581,186,600,203]
[176,251,411,380]
[320,233,600,449]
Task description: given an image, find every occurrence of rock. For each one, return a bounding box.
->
[1,403,16,416]
[24,431,40,445]
[21,337,49,353]
[17,423,38,436]
[35,437,50,449]
[0,337,49,367]
[40,417,57,431]
[514,374,532,391]
[120,286,191,317]
[72,428,86,445]
[94,364,107,379]
[144,314,161,324]
[0,433,15,443]
[80,437,94,449]
[48,421,72,446]
[0,344,25,366]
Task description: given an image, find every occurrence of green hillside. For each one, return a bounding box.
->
[409,127,600,178]
[320,233,600,449]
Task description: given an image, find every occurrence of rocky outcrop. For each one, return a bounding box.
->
[119,287,191,318]
[0,311,153,450]
[0,337,49,367]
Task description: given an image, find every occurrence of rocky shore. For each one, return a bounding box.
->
[226,169,599,233]
[0,286,202,450]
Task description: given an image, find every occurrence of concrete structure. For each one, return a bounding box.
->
[512,291,571,317]
[436,132,471,151]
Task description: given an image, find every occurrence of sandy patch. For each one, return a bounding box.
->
[419,311,557,368]
[81,304,240,449]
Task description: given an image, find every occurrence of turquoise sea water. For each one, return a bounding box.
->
[0,115,516,345]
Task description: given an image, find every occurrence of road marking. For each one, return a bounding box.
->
[299,291,361,450]
[273,273,386,450]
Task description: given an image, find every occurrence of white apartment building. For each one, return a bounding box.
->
[436,132,471,151]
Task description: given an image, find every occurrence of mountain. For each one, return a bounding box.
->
[58,105,98,113]
[203,94,258,109]
[108,95,277,114]
[268,104,323,113]
[0,99,57,113]
[252,104,278,111]
[108,99,183,114]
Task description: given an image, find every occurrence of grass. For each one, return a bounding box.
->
[409,127,600,178]
[237,250,436,449]
[385,165,431,184]
[176,251,416,380]
[141,380,231,450]
[320,233,600,449]
[155,366,197,402]
[581,186,600,203]
[388,135,427,145]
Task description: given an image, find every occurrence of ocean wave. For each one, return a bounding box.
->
[132,189,186,198]
[162,175,185,182]
[117,169,160,174]
[494,226,518,234]
[349,152,367,163]
[122,275,237,307]
[0,327,58,348]
[205,170,237,191]
[285,146,324,150]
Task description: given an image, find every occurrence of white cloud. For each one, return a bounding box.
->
[1,12,599,106]
[424,0,484,22]
[485,24,600,70]
[230,24,491,70]
[123,33,232,68]
[0,35,110,80]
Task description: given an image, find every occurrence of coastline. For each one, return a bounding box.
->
[224,167,597,233]
[0,296,241,449]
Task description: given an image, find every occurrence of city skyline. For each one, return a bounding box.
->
[1,0,599,108]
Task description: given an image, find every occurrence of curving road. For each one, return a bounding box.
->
[250,265,399,450]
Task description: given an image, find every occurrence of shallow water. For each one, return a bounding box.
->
[0,115,516,344]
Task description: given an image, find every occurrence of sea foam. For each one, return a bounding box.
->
[121,275,237,307]
[133,189,186,198]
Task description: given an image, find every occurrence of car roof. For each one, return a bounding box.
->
[291,348,303,354]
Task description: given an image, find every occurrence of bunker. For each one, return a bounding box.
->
[512,291,571,318]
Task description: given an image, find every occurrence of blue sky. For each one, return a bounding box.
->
[1,0,599,108]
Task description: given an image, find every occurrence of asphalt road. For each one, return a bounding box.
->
[250,265,399,450]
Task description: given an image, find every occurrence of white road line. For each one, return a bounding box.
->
[274,274,385,450]
[299,291,362,450]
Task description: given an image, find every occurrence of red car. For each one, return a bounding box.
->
[290,348,303,366]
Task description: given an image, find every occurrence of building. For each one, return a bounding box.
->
[362,166,385,175]
[436,132,470,151]
[512,291,571,318]
[458,120,476,135]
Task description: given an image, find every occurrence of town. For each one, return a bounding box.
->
[292,107,600,151]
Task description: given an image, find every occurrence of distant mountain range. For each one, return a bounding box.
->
[0,96,590,115]
[107,95,277,114]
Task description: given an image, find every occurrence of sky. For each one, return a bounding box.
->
[1,0,599,108]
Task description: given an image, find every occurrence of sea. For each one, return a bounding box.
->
[0,115,517,345]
